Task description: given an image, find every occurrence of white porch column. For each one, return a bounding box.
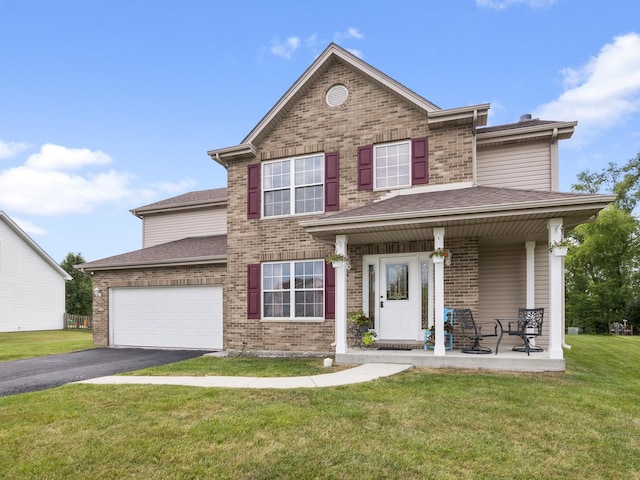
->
[433,228,446,356]
[548,218,564,359]
[334,235,348,354]
[525,241,536,309]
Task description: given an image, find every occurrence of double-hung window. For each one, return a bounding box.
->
[357,137,427,191]
[374,140,411,189]
[263,260,324,319]
[263,154,324,217]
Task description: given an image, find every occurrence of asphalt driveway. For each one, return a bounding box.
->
[0,348,211,397]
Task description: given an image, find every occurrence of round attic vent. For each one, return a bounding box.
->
[326,84,349,107]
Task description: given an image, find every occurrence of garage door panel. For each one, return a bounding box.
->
[110,286,222,349]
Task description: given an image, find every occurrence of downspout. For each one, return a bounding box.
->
[550,127,559,191]
[562,249,571,350]
[472,109,478,185]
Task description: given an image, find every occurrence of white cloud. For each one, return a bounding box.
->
[0,141,199,219]
[305,34,319,47]
[0,140,31,159]
[270,37,300,59]
[476,0,557,9]
[0,165,134,215]
[26,143,112,170]
[334,27,364,42]
[151,179,197,193]
[534,33,640,141]
[11,216,48,236]
[267,29,364,59]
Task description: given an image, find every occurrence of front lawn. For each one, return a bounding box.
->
[0,330,93,362]
[125,355,348,377]
[0,335,638,479]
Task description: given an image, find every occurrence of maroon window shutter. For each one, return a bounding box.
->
[247,264,261,319]
[324,263,335,319]
[411,137,429,185]
[357,145,374,190]
[247,164,261,219]
[324,151,340,211]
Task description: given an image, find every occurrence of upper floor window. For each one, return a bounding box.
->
[375,141,411,189]
[263,154,324,217]
[357,138,428,192]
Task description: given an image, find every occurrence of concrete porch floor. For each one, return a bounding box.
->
[336,348,565,372]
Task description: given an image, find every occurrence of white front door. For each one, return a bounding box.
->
[377,256,421,340]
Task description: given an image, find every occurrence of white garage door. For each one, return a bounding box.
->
[110,285,223,349]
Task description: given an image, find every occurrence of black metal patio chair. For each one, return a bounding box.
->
[496,308,544,356]
[454,309,500,354]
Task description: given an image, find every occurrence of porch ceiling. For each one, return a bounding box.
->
[300,186,616,245]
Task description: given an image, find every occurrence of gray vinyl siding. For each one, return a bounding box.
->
[142,207,227,248]
[478,242,549,349]
[477,142,551,191]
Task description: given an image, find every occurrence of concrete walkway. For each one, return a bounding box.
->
[77,363,412,389]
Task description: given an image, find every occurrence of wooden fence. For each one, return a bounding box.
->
[64,313,93,330]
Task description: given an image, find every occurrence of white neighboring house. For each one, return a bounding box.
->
[0,211,72,332]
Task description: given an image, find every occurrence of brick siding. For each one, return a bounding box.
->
[225,59,477,354]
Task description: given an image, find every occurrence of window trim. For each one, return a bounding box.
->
[262,153,325,218]
[261,259,326,322]
[373,140,412,191]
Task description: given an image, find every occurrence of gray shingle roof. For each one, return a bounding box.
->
[300,186,616,244]
[308,186,614,223]
[77,235,227,271]
[131,188,227,215]
[476,119,560,134]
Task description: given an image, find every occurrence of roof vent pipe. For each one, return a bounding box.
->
[520,113,532,122]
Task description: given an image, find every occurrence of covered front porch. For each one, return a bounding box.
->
[336,347,564,372]
[300,184,615,372]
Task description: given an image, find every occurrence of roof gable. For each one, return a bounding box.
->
[0,211,72,280]
[242,44,441,147]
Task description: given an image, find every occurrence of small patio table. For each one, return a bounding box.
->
[495,313,544,355]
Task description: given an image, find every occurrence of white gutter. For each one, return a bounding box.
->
[207,144,256,167]
[131,200,227,218]
[428,103,490,128]
[77,255,227,272]
[476,121,577,145]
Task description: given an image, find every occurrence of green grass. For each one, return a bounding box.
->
[125,355,347,377]
[0,335,639,479]
[0,330,94,362]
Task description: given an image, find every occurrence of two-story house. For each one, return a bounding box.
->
[80,44,614,371]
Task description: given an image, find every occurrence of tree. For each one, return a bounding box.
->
[565,206,640,332]
[572,150,640,213]
[60,252,93,315]
[567,149,640,333]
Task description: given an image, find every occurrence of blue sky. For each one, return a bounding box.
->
[1,0,639,263]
